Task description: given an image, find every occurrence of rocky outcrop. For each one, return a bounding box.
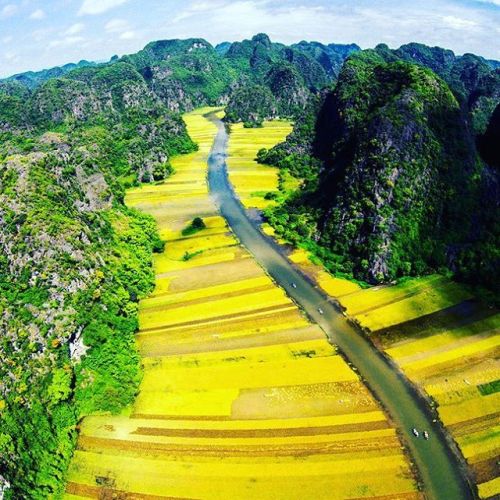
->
[264,49,498,286]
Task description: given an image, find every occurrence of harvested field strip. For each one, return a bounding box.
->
[401,335,500,371]
[136,322,319,357]
[141,339,336,369]
[141,284,275,313]
[153,252,241,274]
[390,327,499,365]
[69,450,409,476]
[385,315,499,358]
[128,420,390,438]
[78,426,399,447]
[82,410,388,430]
[75,436,403,458]
[139,288,291,327]
[156,258,265,292]
[139,357,359,391]
[448,412,500,436]
[472,456,499,484]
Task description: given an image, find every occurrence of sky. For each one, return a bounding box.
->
[0,0,499,77]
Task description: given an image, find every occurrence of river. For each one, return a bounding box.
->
[206,112,474,500]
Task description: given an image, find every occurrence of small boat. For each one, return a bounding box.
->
[423,431,429,440]
[412,428,419,437]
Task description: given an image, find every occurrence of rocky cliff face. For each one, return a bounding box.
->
[0,129,164,496]
[221,35,358,124]
[2,34,360,128]
[0,34,497,497]
[291,41,360,79]
[315,58,475,281]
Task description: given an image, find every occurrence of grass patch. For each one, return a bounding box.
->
[182,249,204,261]
[181,217,206,237]
[478,379,500,396]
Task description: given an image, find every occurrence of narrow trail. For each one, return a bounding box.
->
[206,112,474,500]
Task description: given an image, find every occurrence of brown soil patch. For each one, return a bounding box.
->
[76,435,401,457]
[66,481,197,499]
[131,419,389,438]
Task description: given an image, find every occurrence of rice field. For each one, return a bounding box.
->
[223,118,499,499]
[312,274,499,499]
[227,121,293,209]
[286,250,499,499]
[371,294,500,500]
[64,109,419,499]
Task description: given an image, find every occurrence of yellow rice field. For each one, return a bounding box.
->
[64,109,418,499]
[224,117,499,499]
[227,121,293,209]
[285,252,499,499]
[319,276,500,499]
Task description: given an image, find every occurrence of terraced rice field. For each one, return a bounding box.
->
[227,121,292,210]
[288,252,500,499]
[367,290,499,500]
[64,109,419,499]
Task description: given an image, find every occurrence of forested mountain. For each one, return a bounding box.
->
[0,46,198,498]
[1,60,96,89]
[258,44,499,295]
[0,33,498,498]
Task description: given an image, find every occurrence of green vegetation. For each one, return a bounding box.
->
[225,85,276,125]
[477,379,500,396]
[0,32,498,497]
[0,53,194,499]
[181,217,207,236]
[182,249,204,261]
[0,128,168,497]
[258,47,499,299]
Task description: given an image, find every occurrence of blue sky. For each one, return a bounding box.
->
[0,0,499,77]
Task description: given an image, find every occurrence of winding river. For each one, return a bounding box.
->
[206,112,473,500]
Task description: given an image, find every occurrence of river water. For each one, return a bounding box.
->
[206,112,473,500]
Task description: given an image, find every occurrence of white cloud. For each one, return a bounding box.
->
[4,51,19,63]
[105,18,129,33]
[442,15,478,29]
[29,9,46,20]
[2,36,13,44]
[65,23,85,35]
[1,0,500,79]
[78,0,128,15]
[120,30,137,40]
[1,4,17,18]
[104,18,137,39]
[48,36,86,49]
[162,0,499,59]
